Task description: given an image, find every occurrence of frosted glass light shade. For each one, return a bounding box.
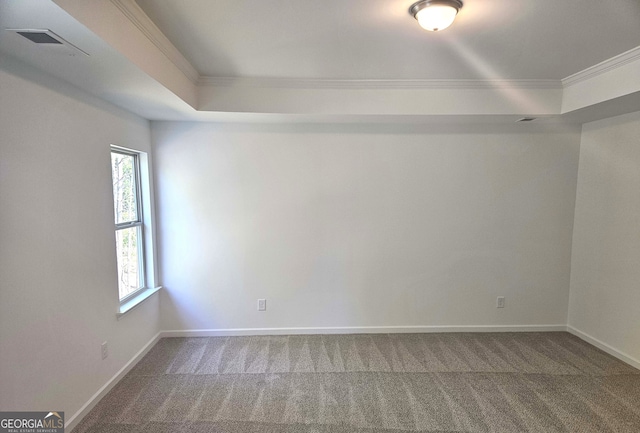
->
[416,5,457,31]
[410,0,462,32]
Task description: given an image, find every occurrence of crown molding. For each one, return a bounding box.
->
[197,76,561,90]
[110,0,199,84]
[562,45,640,88]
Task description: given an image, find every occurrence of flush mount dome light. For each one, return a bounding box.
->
[410,0,463,32]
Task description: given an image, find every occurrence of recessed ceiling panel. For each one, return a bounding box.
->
[136,0,640,80]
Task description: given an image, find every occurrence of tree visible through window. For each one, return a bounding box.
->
[111,149,145,301]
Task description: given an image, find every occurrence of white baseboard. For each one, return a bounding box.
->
[161,324,567,338]
[567,326,640,370]
[65,332,161,432]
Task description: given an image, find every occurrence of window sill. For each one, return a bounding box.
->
[117,286,161,319]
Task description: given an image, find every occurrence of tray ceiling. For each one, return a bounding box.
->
[136,0,640,80]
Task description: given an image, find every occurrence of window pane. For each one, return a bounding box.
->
[111,152,138,224]
[115,226,142,300]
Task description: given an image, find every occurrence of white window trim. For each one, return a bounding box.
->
[111,145,160,317]
[117,286,161,318]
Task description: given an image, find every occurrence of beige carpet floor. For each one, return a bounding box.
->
[72,332,640,432]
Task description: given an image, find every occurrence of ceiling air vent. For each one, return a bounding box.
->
[16,31,63,44]
[7,29,89,56]
[517,117,537,122]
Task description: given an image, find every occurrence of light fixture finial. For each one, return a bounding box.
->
[410,0,463,32]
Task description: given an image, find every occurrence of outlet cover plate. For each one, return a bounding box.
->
[257,299,266,311]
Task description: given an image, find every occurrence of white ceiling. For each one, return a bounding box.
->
[0,0,639,123]
[136,0,640,80]
[0,0,196,119]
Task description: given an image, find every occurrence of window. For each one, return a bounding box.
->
[111,149,145,302]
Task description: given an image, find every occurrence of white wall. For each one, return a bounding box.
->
[0,58,159,419]
[152,121,581,332]
[3,45,637,428]
[569,110,640,365]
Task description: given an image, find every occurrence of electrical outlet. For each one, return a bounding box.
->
[497,296,505,308]
[257,299,266,311]
[101,341,108,360]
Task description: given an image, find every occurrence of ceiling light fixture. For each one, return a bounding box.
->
[410,0,463,32]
